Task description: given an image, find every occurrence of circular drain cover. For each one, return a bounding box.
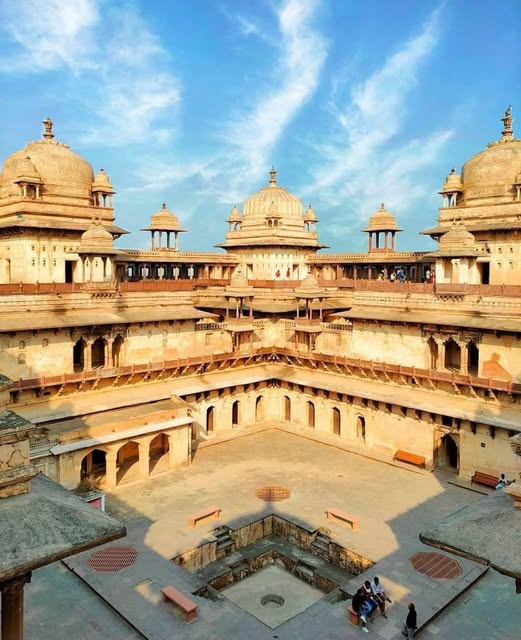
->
[261,594,285,608]
[256,486,291,502]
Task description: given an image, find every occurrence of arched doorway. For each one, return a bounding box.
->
[80,449,106,486]
[73,338,86,372]
[467,340,479,376]
[427,337,438,369]
[284,396,291,421]
[149,433,169,475]
[307,401,315,428]
[444,338,461,371]
[116,441,140,485]
[255,396,264,422]
[91,337,105,369]
[112,334,124,367]
[356,415,366,442]
[332,407,341,435]
[206,406,215,433]
[438,434,458,470]
[232,400,240,427]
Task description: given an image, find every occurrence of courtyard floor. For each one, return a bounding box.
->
[22,427,521,639]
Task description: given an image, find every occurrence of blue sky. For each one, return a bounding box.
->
[0,0,519,252]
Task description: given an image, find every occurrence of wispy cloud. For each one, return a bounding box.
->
[222,0,327,198]
[133,0,328,205]
[0,0,180,146]
[306,8,452,229]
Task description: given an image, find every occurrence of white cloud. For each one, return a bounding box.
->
[222,0,327,197]
[0,0,180,146]
[305,8,453,228]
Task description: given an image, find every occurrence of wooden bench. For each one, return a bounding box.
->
[471,471,499,488]
[188,505,221,528]
[161,585,198,623]
[326,508,359,531]
[394,450,426,468]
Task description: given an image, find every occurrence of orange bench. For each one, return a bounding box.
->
[326,508,360,531]
[161,585,198,623]
[471,471,498,488]
[188,505,221,528]
[394,450,426,468]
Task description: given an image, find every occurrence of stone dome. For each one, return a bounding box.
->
[460,107,521,206]
[227,205,242,223]
[14,156,42,184]
[92,169,114,193]
[363,203,402,232]
[439,225,476,248]
[79,220,117,255]
[304,205,317,222]
[439,167,463,194]
[143,203,186,232]
[242,169,303,220]
[0,118,94,203]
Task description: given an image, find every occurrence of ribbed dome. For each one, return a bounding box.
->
[439,167,463,194]
[267,200,282,218]
[0,119,94,202]
[303,204,317,222]
[363,203,401,232]
[92,168,114,193]
[460,107,521,206]
[79,220,116,254]
[143,203,186,232]
[439,225,476,248]
[242,169,303,220]
[295,273,322,297]
[14,156,42,184]
[227,205,242,223]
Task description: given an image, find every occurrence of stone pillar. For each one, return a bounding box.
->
[105,449,118,488]
[1,574,31,640]
[138,440,150,480]
[460,343,468,375]
[437,339,446,371]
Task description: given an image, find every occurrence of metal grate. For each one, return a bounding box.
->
[87,546,138,572]
[410,551,462,579]
[255,486,291,502]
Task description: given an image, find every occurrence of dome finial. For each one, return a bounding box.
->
[380,202,385,210]
[500,105,513,140]
[269,166,277,186]
[42,117,54,140]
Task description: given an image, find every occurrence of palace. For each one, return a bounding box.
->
[0,108,520,496]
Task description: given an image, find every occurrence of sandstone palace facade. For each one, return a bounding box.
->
[0,110,520,492]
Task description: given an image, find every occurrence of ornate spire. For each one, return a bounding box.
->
[269,167,277,186]
[500,105,513,141]
[42,117,54,140]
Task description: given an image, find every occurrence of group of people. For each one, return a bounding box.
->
[377,268,407,282]
[351,577,417,637]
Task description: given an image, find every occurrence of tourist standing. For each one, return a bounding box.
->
[402,602,417,638]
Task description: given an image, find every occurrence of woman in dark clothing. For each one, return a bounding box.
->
[402,602,417,638]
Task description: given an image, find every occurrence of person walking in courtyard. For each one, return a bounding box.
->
[402,602,417,638]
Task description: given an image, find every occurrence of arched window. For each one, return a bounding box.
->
[80,449,107,485]
[427,337,438,370]
[284,396,291,421]
[467,340,479,376]
[255,396,264,422]
[91,337,105,369]
[206,406,215,433]
[73,338,86,372]
[356,415,366,442]
[116,441,140,485]
[332,407,341,435]
[232,400,240,427]
[112,334,124,367]
[307,401,315,428]
[444,338,461,371]
[149,433,169,475]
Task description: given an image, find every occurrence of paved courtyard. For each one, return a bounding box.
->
[22,428,521,639]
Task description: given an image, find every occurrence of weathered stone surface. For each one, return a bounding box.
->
[0,473,125,582]
[420,490,521,578]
